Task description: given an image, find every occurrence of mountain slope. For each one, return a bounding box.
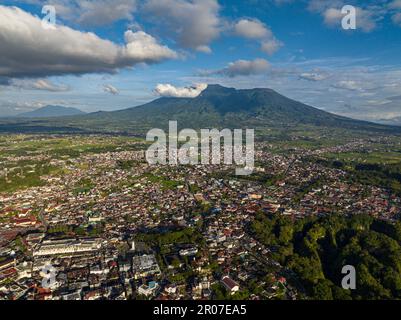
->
[0,85,399,134]
[81,84,395,132]
[17,105,85,118]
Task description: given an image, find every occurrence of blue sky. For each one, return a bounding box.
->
[0,0,401,122]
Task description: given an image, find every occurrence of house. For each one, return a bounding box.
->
[221,276,239,294]
[0,258,16,271]
[13,217,37,227]
[165,285,177,294]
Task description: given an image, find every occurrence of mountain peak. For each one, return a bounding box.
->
[17,105,85,118]
[2,86,394,134]
[199,84,236,97]
[199,84,279,97]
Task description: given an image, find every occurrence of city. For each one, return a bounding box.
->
[1,133,401,300]
[2,0,401,309]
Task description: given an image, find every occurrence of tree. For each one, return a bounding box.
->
[312,279,333,300]
[331,286,352,300]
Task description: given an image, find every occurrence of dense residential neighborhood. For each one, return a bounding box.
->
[1,134,400,300]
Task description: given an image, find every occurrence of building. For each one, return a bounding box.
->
[25,233,45,246]
[221,276,239,294]
[0,258,16,271]
[138,281,159,297]
[132,254,161,279]
[179,247,198,257]
[33,238,102,257]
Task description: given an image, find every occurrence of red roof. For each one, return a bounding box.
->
[278,277,287,284]
[221,276,239,291]
[13,217,37,224]
[0,267,17,278]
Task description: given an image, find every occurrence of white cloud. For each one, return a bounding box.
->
[234,19,271,39]
[76,0,137,26]
[221,59,270,77]
[9,79,70,92]
[308,1,384,32]
[196,45,213,54]
[332,80,364,91]
[299,72,330,82]
[154,83,208,98]
[143,0,221,52]
[0,6,177,78]
[234,18,282,55]
[323,8,344,26]
[0,100,48,117]
[261,39,283,55]
[308,0,344,13]
[200,58,270,78]
[18,0,138,26]
[123,30,178,62]
[387,1,401,27]
[323,6,378,32]
[103,84,119,95]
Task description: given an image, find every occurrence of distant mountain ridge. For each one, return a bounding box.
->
[17,105,85,118]
[377,116,401,126]
[1,85,400,134]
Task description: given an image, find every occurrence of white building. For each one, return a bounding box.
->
[33,238,102,257]
[138,281,159,297]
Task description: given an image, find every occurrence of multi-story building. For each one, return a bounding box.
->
[132,254,161,279]
[33,238,102,257]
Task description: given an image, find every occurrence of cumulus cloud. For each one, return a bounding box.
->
[234,19,271,39]
[261,39,283,55]
[103,84,119,95]
[199,59,270,78]
[233,18,282,55]
[0,6,177,78]
[123,30,177,62]
[322,8,344,26]
[76,0,137,26]
[308,0,387,33]
[18,0,138,26]
[154,83,208,98]
[323,6,378,32]
[143,0,221,52]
